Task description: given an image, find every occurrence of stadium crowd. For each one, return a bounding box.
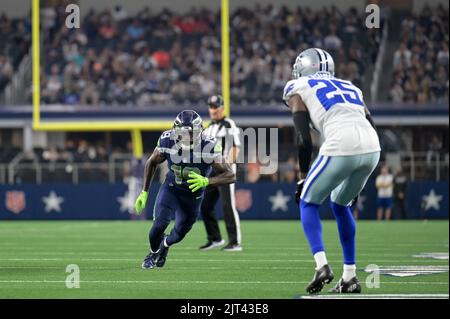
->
[0,13,31,91]
[390,4,449,103]
[38,4,381,106]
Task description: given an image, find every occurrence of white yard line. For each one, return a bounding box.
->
[1,251,444,257]
[0,257,448,263]
[0,280,447,285]
[0,242,448,248]
[299,294,449,299]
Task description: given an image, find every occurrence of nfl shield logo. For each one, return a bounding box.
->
[235,189,252,212]
[5,191,26,214]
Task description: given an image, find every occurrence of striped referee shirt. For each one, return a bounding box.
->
[203,117,241,158]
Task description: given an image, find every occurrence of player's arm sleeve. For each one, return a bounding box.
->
[292,110,313,174]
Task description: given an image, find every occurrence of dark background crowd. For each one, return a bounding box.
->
[37,4,381,106]
[1,4,448,106]
[0,3,448,187]
[390,4,449,103]
[0,13,31,91]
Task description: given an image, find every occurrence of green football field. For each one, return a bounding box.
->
[0,220,448,299]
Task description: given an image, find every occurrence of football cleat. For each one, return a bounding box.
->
[199,239,226,251]
[306,264,334,294]
[329,277,362,294]
[141,251,158,269]
[156,237,170,268]
[222,243,243,252]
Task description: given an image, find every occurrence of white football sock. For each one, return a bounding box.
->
[313,251,328,270]
[343,264,356,281]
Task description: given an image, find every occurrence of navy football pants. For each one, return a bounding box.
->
[149,182,203,252]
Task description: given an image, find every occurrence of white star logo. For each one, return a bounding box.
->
[268,190,291,212]
[117,191,134,213]
[422,189,443,211]
[42,191,64,213]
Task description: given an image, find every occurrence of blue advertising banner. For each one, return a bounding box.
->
[0,182,448,220]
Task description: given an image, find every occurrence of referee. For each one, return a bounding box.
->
[200,95,242,251]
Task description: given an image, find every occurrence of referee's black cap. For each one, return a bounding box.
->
[207,95,224,109]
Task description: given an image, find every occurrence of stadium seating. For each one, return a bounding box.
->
[0,13,31,91]
[37,5,383,106]
[390,4,449,103]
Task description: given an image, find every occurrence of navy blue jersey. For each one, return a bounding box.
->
[156,130,222,193]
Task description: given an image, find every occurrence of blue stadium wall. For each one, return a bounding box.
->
[0,182,448,220]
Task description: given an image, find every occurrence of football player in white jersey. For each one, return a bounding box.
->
[282,48,381,294]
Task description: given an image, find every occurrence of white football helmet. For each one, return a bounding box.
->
[292,48,335,79]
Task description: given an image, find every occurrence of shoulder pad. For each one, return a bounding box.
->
[282,79,301,107]
[156,130,175,151]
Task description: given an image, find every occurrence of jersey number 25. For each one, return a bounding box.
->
[308,79,364,111]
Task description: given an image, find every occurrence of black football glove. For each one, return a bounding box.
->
[295,179,305,204]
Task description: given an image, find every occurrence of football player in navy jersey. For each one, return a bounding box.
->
[134,110,236,269]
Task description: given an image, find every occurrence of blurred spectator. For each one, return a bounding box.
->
[426,135,443,165]
[127,19,145,40]
[393,42,412,69]
[112,5,128,22]
[0,12,30,90]
[393,167,408,219]
[36,4,381,106]
[324,24,342,51]
[375,165,394,220]
[0,54,13,90]
[246,162,261,183]
[390,4,449,103]
[279,155,298,183]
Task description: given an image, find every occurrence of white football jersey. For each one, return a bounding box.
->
[283,72,381,156]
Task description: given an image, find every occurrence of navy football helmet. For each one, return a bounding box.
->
[173,110,203,149]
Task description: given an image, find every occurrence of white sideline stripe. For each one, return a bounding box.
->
[0,266,447,275]
[0,266,315,270]
[0,245,447,252]
[0,245,448,252]
[0,280,447,285]
[299,294,449,299]
[3,251,443,257]
[0,258,448,263]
